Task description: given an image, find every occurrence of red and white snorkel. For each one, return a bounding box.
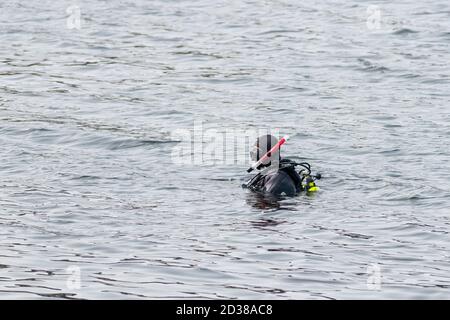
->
[247,135,289,173]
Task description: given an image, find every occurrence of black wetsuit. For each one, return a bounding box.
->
[246,159,302,197]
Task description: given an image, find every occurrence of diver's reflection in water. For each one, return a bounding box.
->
[245,192,298,228]
[250,218,286,228]
[245,192,282,210]
[245,191,300,211]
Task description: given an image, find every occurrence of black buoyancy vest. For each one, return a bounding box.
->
[247,160,302,197]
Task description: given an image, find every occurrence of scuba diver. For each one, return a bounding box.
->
[243,134,321,197]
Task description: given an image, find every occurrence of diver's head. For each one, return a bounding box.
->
[250,134,281,170]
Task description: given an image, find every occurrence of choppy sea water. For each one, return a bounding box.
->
[1,0,449,299]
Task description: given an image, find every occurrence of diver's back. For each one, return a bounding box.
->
[250,170,297,197]
[263,170,297,197]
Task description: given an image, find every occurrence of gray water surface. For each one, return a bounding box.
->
[1,0,450,299]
